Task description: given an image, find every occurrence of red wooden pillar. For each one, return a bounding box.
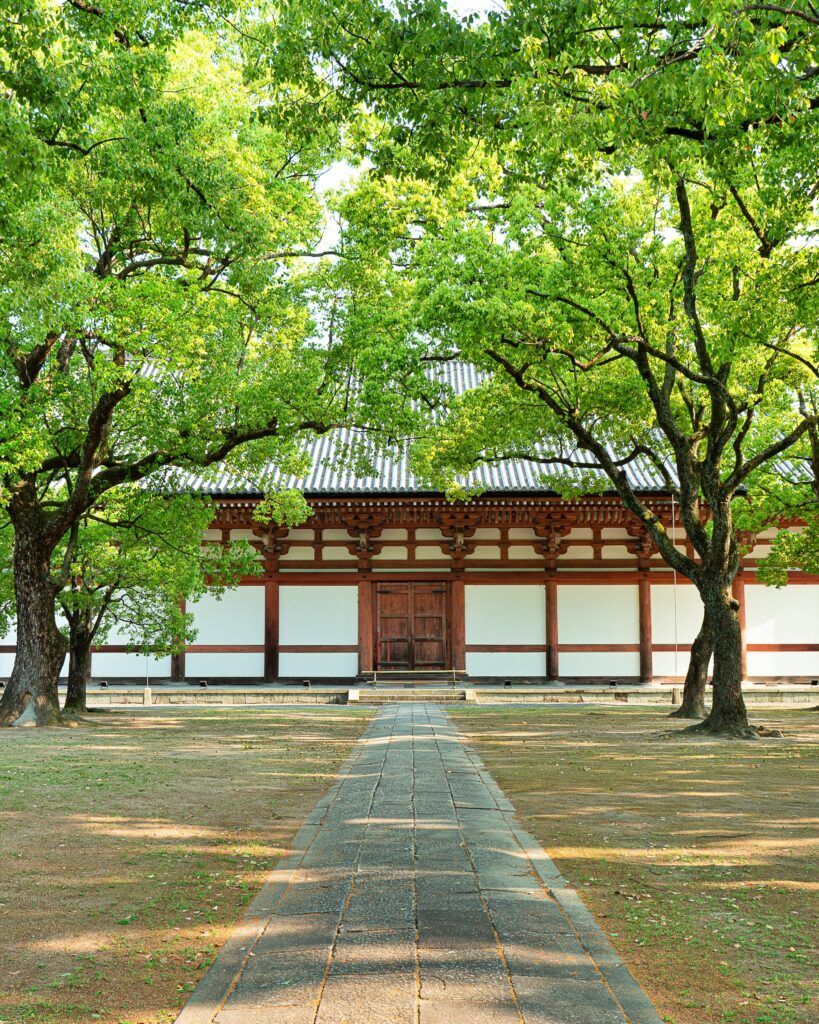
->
[170,598,186,681]
[732,572,748,681]
[264,580,279,683]
[638,574,653,683]
[451,575,466,673]
[546,576,559,681]
[358,578,374,675]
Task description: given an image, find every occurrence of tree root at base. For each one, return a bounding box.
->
[681,720,784,739]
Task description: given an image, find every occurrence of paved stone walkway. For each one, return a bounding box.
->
[177,705,661,1024]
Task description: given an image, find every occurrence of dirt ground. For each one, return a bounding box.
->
[451,705,819,1024]
[0,706,372,1024]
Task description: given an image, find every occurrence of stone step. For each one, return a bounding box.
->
[355,688,468,703]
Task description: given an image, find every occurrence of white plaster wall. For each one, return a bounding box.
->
[558,585,639,644]
[650,584,703,643]
[1,620,19,677]
[560,652,641,677]
[322,547,356,561]
[279,586,358,644]
[466,651,547,677]
[93,654,172,678]
[278,652,358,678]
[465,585,546,644]
[415,546,445,560]
[746,585,819,643]
[372,546,408,561]
[186,653,264,678]
[189,587,264,645]
[508,546,539,560]
[747,651,819,677]
[465,546,502,560]
[652,651,713,679]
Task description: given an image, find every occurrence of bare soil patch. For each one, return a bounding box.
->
[450,705,819,1024]
[0,706,372,1024]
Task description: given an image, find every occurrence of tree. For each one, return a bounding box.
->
[0,2,352,724]
[409,168,818,734]
[275,0,819,733]
[57,491,260,714]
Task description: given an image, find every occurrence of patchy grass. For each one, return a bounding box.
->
[0,706,372,1024]
[450,705,819,1024]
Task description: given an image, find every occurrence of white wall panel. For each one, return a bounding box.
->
[465,585,546,644]
[279,586,357,644]
[278,652,358,678]
[560,652,641,677]
[748,651,819,677]
[746,585,819,643]
[93,653,172,678]
[558,585,639,644]
[186,653,264,678]
[189,587,264,645]
[653,651,713,680]
[466,651,547,677]
[650,584,703,644]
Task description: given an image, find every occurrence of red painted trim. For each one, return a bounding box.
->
[264,580,278,683]
[546,576,559,680]
[747,643,819,652]
[358,579,374,674]
[733,574,748,679]
[638,575,653,683]
[451,577,466,672]
[187,645,265,653]
[466,644,548,653]
[278,644,358,653]
[559,643,641,652]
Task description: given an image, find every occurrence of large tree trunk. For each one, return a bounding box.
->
[64,623,93,715]
[0,513,67,726]
[689,581,751,736]
[669,607,713,719]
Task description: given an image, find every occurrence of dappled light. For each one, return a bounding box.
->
[451,705,819,1024]
[0,706,372,1024]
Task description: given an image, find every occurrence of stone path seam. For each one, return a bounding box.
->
[175,704,663,1024]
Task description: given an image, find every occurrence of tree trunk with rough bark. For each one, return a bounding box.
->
[688,581,751,736]
[669,608,713,719]
[64,621,93,715]
[0,510,67,726]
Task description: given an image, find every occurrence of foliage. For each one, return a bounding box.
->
[57,490,260,655]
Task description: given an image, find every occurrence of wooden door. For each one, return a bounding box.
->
[376,582,448,670]
[411,583,447,669]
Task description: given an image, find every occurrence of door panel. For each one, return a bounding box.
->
[376,583,448,670]
[377,584,412,669]
[412,585,447,669]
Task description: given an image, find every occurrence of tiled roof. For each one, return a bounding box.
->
[166,362,672,496]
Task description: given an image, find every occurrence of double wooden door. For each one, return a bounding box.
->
[376,582,448,670]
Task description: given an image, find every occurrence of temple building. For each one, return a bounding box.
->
[2,366,818,685]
